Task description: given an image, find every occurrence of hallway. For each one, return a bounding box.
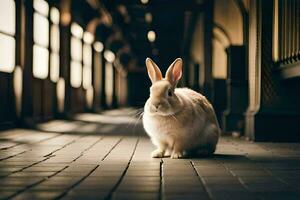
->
[1,0,300,199]
[1,109,300,200]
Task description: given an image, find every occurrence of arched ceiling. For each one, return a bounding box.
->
[52,0,205,72]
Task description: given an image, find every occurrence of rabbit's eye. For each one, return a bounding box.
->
[168,90,172,97]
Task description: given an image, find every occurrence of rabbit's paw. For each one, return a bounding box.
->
[171,151,183,159]
[164,149,172,157]
[151,149,164,158]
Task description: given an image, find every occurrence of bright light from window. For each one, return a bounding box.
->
[50,7,59,24]
[104,50,115,63]
[33,0,49,16]
[71,23,83,38]
[145,12,152,23]
[83,66,92,90]
[141,0,149,4]
[50,53,59,82]
[83,43,92,90]
[86,86,94,109]
[0,33,15,73]
[0,0,15,35]
[33,45,49,79]
[83,44,92,66]
[83,32,94,44]
[147,30,156,42]
[34,13,49,47]
[105,62,113,106]
[50,25,59,52]
[13,66,22,117]
[70,61,82,88]
[56,78,65,112]
[93,41,104,52]
[71,37,82,61]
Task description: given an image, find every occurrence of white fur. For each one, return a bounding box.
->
[143,84,220,159]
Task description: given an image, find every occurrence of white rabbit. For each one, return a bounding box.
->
[143,58,220,159]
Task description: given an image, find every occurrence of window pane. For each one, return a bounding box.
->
[33,0,49,16]
[0,0,15,35]
[71,37,82,61]
[33,45,49,79]
[51,25,59,52]
[83,44,92,66]
[70,61,82,88]
[105,62,113,106]
[0,33,15,73]
[34,13,49,47]
[56,78,65,112]
[50,53,59,82]
[71,23,83,38]
[86,87,93,109]
[50,7,59,24]
[83,66,92,90]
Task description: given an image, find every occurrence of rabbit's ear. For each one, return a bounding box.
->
[146,58,162,84]
[165,58,182,87]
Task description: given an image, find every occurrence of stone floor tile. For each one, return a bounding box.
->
[2,111,300,199]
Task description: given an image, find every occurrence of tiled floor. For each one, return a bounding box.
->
[1,109,300,200]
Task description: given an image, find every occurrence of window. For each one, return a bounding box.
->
[32,0,49,79]
[105,62,113,106]
[50,7,60,82]
[70,23,83,88]
[83,32,94,90]
[0,0,16,73]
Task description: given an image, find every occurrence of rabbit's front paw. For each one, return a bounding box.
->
[171,151,183,159]
[164,149,172,157]
[151,149,164,158]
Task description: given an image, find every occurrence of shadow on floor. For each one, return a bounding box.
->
[35,108,147,137]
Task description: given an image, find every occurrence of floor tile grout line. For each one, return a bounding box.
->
[0,119,90,151]
[6,165,70,200]
[54,137,124,200]
[5,136,105,199]
[43,134,89,157]
[258,165,299,191]
[0,157,53,179]
[101,137,124,161]
[0,129,68,151]
[159,158,164,200]
[71,137,104,162]
[225,166,265,200]
[0,135,90,179]
[190,160,213,200]
[105,137,140,200]
[0,133,85,162]
[53,165,100,200]
[0,151,27,162]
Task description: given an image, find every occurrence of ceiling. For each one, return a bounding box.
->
[66,0,204,72]
[103,0,205,71]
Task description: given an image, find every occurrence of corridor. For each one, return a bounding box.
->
[1,0,300,199]
[1,109,300,200]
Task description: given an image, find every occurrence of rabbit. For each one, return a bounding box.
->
[142,58,220,159]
